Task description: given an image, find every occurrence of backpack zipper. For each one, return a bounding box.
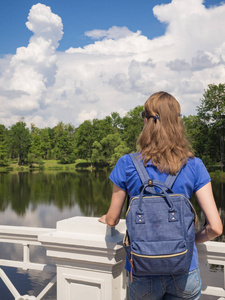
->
[131,249,188,259]
[129,249,188,283]
[130,257,133,283]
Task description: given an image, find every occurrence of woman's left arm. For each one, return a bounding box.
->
[195,182,223,243]
[98,184,127,227]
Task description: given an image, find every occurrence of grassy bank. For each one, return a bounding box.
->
[1,160,225,179]
[210,170,225,181]
[0,159,93,173]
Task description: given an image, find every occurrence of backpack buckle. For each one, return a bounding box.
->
[148,179,153,186]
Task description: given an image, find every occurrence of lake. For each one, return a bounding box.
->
[0,171,224,299]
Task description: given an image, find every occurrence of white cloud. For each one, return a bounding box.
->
[77,110,98,123]
[26,3,63,48]
[85,26,136,40]
[66,30,146,56]
[0,3,63,121]
[152,0,225,60]
[0,0,225,127]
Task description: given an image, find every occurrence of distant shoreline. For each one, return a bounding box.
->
[0,159,110,173]
[1,160,224,181]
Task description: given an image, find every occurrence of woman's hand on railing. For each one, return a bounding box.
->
[98,215,107,224]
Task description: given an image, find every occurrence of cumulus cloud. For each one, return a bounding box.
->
[66,29,146,56]
[152,0,225,60]
[77,110,98,124]
[0,3,63,124]
[85,26,136,40]
[26,3,63,48]
[1,0,225,128]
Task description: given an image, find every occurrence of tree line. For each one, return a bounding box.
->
[0,84,224,170]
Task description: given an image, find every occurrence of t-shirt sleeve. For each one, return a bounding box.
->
[193,158,211,193]
[109,155,128,191]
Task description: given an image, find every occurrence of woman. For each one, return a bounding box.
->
[99,91,223,300]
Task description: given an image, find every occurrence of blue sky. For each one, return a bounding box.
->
[0,0,220,55]
[1,0,170,55]
[0,0,225,128]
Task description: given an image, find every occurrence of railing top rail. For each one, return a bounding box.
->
[0,225,54,235]
[0,225,55,245]
[197,241,225,255]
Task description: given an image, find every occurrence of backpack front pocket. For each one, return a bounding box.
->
[130,240,189,276]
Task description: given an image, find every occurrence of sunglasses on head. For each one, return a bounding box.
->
[141,111,159,123]
[141,111,149,119]
[141,111,182,119]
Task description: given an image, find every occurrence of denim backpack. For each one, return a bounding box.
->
[123,153,197,282]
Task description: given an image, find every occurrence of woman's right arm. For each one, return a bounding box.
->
[195,182,223,243]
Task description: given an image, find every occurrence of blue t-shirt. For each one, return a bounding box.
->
[109,154,211,273]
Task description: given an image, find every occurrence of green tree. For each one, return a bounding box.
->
[27,152,38,168]
[30,124,43,158]
[111,140,130,166]
[197,83,225,170]
[121,105,143,152]
[0,125,10,167]
[74,120,93,162]
[46,127,55,158]
[92,132,129,166]
[54,122,76,164]
[182,115,208,157]
[92,141,105,165]
[182,115,214,169]
[111,112,123,133]
[101,132,123,160]
[39,128,52,159]
[92,117,115,142]
[9,120,31,165]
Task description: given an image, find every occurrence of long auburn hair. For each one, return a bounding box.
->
[137,91,194,175]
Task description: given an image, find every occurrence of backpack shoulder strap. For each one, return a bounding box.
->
[129,153,156,193]
[129,153,149,183]
[130,152,182,191]
[164,169,182,189]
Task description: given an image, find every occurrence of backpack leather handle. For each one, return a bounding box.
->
[138,181,175,212]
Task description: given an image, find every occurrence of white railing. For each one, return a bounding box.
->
[0,226,56,300]
[0,217,224,300]
[197,242,225,300]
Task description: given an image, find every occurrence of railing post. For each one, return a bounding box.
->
[38,216,127,300]
[23,243,30,270]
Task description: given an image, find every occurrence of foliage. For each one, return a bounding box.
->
[121,105,143,152]
[9,120,31,165]
[197,83,225,122]
[182,115,208,158]
[92,141,104,164]
[197,83,225,170]
[30,124,43,158]
[54,122,76,164]
[74,120,93,161]
[1,86,225,170]
[111,141,130,166]
[0,125,10,167]
[27,153,38,168]
[92,132,130,166]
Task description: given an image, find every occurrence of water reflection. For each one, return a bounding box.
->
[0,266,56,300]
[0,171,113,299]
[0,171,112,227]
[0,171,224,299]
[0,171,224,231]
